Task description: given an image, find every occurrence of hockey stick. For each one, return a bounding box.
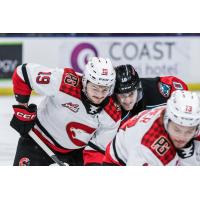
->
[28,130,67,166]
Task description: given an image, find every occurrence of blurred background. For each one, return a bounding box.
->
[1,33,200,94]
[0,33,200,165]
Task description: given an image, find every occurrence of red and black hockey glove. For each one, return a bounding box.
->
[10,104,37,137]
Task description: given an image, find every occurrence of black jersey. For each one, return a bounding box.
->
[121,76,188,123]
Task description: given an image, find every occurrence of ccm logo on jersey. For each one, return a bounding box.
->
[62,102,79,113]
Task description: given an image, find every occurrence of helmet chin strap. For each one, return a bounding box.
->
[136,83,143,103]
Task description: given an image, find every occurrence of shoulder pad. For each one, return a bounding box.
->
[104,97,121,122]
[159,76,188,98]
[141,118,176,165]
[59,68,82,99]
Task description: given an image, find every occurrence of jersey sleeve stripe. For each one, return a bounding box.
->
[113,136,126,166]
[12,66,32,103]
[35,118,72,152]
[88,141,105,154]
[21,64,32,90]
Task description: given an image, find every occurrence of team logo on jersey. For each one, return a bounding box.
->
[64,73,79,87]
[173,81,184,90]
[62,102,79,113]
[151,136,171,156]
[67,122,96,147]
[158,82,171,98]
[19,157,30,166]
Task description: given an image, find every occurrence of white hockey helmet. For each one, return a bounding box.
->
[164,90,200,127]
[82,57,116,95]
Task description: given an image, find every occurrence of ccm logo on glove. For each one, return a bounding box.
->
[14,108,36,121]
[10,104,37,137]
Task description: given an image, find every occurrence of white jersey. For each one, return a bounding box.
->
[13,63,121,153]
[104,107,181,166]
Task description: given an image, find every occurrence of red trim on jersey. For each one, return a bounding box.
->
[141,118,176,165]
[103,143,122,166]
[59,68,82,99]
[32,128,73,154]
[195,134,200,141]
[12,68,32,95]
[104,97,121,122]
[120,110,149,131]
[160,76,188,94]
[83,149,104,165]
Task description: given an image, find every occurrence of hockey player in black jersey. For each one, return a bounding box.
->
[114,64,188,124]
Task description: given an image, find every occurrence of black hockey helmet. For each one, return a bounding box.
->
[114,64,141,94]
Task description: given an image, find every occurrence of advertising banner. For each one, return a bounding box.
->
[59,37,192,82]
[0,36,200,94]
[0,43,22,79]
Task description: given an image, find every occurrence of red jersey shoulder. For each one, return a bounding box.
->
[59,68,82,99]
[120,107,164,131]
[104,97,121,122]
[158,76,188,98]
[141,118,176,165]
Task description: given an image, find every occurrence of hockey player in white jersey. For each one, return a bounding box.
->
[103,90,200,166]
[10,57,122,166]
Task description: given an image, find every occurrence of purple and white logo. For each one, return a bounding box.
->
[71,43,98,73]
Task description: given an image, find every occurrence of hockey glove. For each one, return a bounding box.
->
[10,104,37,137]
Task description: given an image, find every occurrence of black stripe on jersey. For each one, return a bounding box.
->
[113,136,126,166]
[35,118,69,151]
[88,141,105,155]
[21,63,32,90]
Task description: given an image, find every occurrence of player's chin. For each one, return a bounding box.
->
[173,141,187,149]
[122,103,134,111]
[91,97,104,104]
